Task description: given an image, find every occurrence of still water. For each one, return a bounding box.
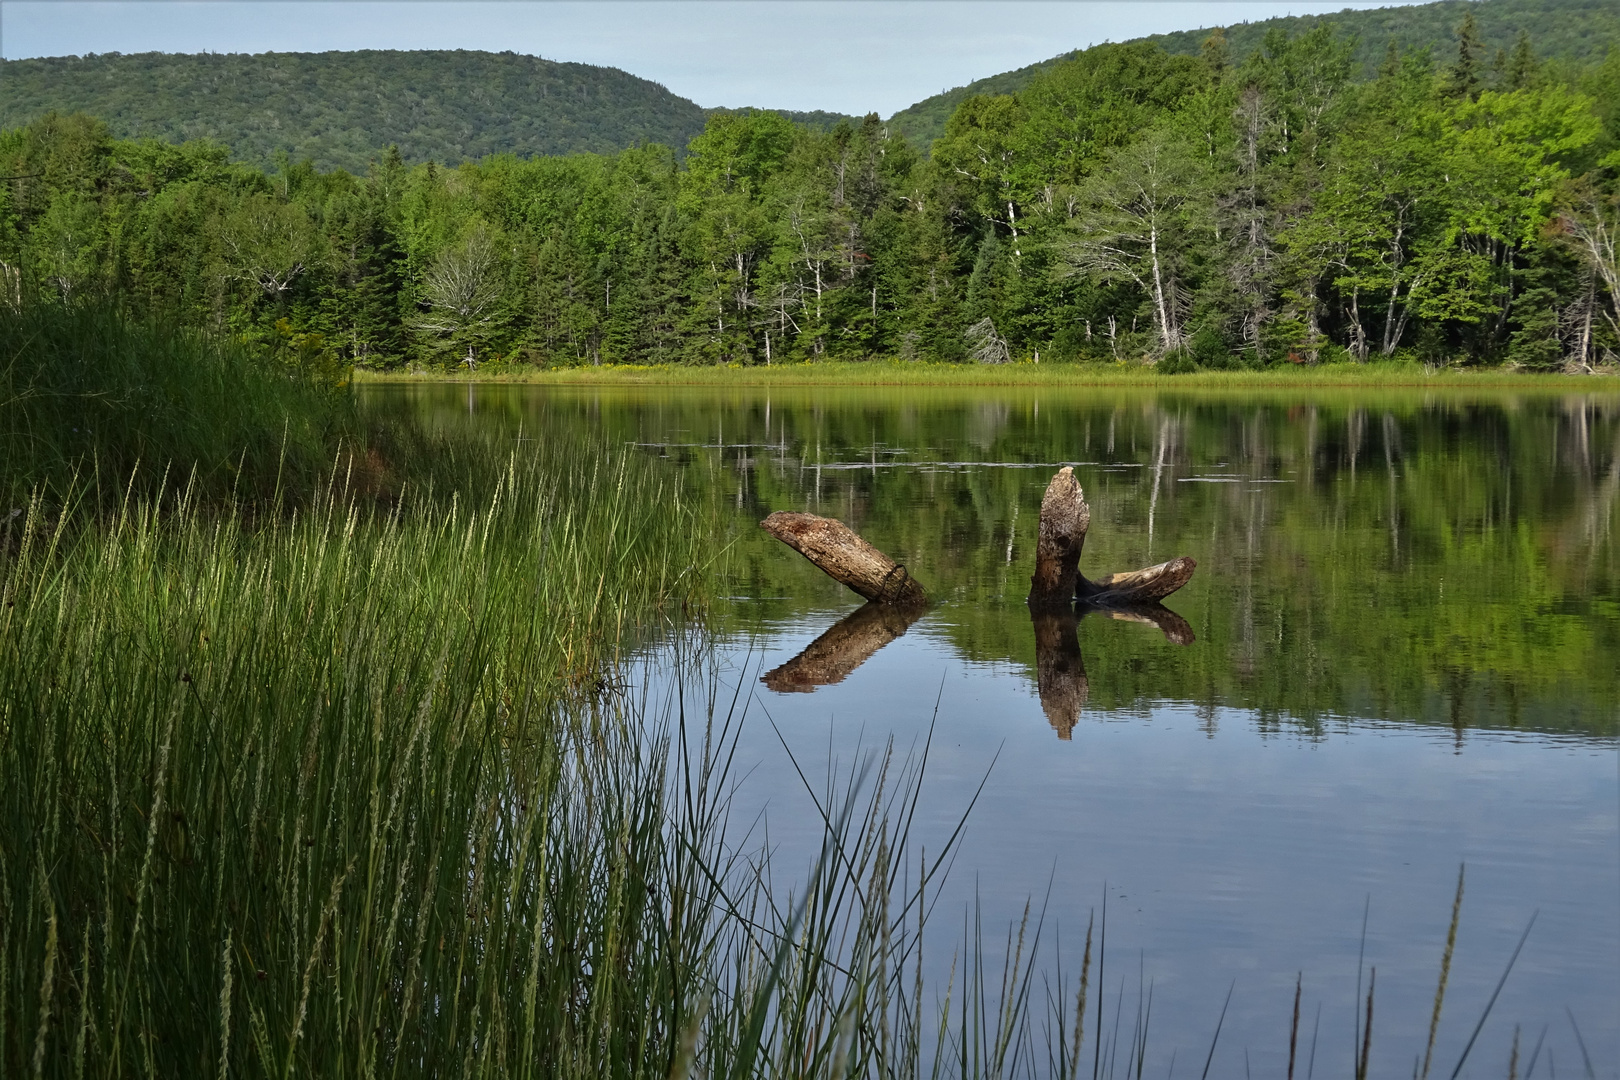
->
[368,383,1620,1076]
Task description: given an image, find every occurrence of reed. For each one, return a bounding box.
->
[0,433,731,1077]
[1,302,350,507]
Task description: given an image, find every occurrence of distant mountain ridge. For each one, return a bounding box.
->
[885,0,1620,146]
[0,49,713,171]
[2,0,1613,169]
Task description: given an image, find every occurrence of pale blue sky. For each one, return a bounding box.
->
[1,1,1425,115]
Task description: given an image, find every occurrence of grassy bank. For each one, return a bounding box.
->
[2,304,353,507]
[357,359,1620,392]
[0,303,1037,1078]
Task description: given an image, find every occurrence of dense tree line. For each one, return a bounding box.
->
[0,50,712,172]
[889,0,1620,145]
[2,19,1618,371]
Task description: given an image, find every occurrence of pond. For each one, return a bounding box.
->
[366,382,1620,1077]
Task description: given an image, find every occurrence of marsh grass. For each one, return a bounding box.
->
[1,303,350,507]
[356,361,1620,392]
[0,433,1082,1078]
[0,435,724,1077]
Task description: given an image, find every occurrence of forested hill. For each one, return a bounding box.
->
[0,50,712,171]
[2,5,1616,376]
[887,0,1620,146]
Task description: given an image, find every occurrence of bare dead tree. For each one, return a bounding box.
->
[1226,86,1277,353]
[965,317,1011,364]
[409,227,502,361]
[1060,128,1210,356]
[1562,188,1620,346]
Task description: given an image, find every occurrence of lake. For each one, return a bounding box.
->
[366,381,1620,1077]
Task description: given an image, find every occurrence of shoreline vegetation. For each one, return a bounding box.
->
[355,359,1620,391]
[5,0,1615,1061]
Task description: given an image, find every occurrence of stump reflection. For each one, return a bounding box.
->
[760,596,1194,742]
[1033,601,1197,739]
[761,601,928,693]
[1032,610,1089,739]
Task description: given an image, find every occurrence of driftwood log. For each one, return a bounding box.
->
[1027,467,1196,608]
[759,512,927,605]
[761,601,928,693]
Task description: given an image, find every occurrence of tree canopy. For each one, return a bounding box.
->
[1,16,1616,373]
[887,0,1620,147]
[0,49,712,172]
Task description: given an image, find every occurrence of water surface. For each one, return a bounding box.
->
[368,383,1620,1076]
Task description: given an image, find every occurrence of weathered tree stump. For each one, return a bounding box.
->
[762,601,928,693]
[1026,469,1196,607]
[1027,467,1088,611]
[760,512,927,605]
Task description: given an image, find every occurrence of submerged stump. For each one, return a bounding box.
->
[1025,468,1196,607]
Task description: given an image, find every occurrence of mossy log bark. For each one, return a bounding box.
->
[759,511,928,605]
[1026,467,1196,608]
[762,601,928,692]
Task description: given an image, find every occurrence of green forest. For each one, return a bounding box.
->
[2,12,1618,372]
[0,49,714,172]
[887,0,1620,144]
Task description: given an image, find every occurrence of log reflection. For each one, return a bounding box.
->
[762,601,927,693]
[1033,601,1196,739]
[1087,601,1196,645]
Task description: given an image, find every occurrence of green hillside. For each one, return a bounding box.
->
[0,49,711,172]
[887,0,1620,146]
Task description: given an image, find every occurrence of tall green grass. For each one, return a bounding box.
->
[0,440,1071,1078]
[1,302,349,506]
[1,440,707,1077]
